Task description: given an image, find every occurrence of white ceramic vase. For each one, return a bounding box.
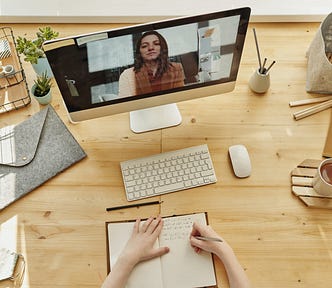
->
[31,57,54,77]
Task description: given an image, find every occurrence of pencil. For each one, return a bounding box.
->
[265,60,276,74]
[293,99,332,120]
[106,200,162,211]
[289,95,332,107]
[194,236,223,242]
[261,57,267,74]
[253,28,262,72]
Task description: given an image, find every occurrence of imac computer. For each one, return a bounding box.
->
[43,7,250,133]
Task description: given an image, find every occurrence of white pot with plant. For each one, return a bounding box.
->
[31,72,53,105]
[16,27,59,77]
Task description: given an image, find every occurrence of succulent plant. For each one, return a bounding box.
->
[16,27,59,64]
[33,71,52,97]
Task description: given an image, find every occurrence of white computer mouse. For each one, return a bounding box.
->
[228,144,251,178]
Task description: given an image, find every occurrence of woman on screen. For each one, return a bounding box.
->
[118,31,185,97]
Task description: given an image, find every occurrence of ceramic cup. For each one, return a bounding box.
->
[312,158,332,196]
[249,68,270,93]
[4,64,15,77]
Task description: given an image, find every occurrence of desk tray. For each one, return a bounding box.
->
[0,27,30,114]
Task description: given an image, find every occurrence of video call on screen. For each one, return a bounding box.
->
[46,13,242,111]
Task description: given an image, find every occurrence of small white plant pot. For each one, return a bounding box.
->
[31,84,52,105]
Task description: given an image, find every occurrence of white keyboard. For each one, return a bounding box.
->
[120,144,217,201]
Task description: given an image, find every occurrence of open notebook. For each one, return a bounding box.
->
[106,212,216,288]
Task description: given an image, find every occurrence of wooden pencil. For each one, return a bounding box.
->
[293,99,332,120]
[289,96,332,107]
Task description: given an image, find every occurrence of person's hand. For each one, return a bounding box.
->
[101,216,169,288]
[190,222,231,257]
[119,216,170,267]
[190,222,251,288]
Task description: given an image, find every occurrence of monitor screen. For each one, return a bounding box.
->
[43,7,250,132]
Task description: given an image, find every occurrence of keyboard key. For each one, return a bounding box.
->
[154,182,185,194]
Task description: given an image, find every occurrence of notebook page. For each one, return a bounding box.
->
[107,222,163,288]
[159,213,216,288]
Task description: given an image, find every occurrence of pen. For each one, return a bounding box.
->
[106,200,162,211]
[253,28,262,72]
[194,236,223,242]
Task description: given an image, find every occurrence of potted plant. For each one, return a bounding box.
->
[31,72,53,105]
[16,27,59,76]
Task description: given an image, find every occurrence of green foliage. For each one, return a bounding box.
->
[33,72,52,97]
[16,27,59,64]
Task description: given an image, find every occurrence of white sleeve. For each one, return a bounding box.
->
[118,68,135,97]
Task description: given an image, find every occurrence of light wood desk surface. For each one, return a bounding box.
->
[1,22,332,288]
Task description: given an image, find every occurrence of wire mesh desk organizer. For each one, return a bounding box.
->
[0,27,30,114]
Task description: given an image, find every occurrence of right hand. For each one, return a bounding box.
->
[190,222,251,288]
[189,222,228,255]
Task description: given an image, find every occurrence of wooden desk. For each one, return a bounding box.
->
[1,22,331,288]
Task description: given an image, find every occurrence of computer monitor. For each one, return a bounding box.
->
[43,7,250,133]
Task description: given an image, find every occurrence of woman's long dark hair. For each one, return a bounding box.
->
[134,31,171,78]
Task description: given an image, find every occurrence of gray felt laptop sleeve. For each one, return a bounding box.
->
[0,105,87,211]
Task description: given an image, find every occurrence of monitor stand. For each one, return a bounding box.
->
[129,103,182,133]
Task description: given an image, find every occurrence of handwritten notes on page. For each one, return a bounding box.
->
[107,212,216,288]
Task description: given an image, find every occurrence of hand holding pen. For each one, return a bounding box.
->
[189,222,251,287]
[190,222,225,254]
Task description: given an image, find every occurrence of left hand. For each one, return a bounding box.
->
[119,216,170,266]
